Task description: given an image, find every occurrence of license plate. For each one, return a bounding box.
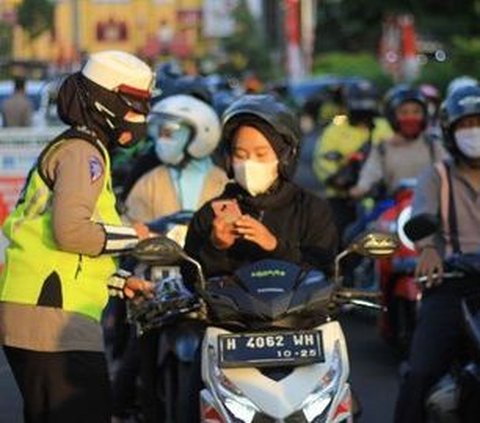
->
[218,330,324,368]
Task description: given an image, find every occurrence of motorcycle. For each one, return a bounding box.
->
[404,214,480,422]
[129,231,398,422]
[109,210,199,422]
[374,179,421,355]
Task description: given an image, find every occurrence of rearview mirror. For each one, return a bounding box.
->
[334,232,399,285]
[132,235,185,266]
[350,232,399,258]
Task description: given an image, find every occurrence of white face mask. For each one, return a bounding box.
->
[455,127,480,158]
[233,160,279,196]
[154,137,186,165]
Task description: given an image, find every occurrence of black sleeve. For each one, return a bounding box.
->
[256,194,338,272]
[184,202,234,276]
[301,196,339,271]
[291,194,338,272]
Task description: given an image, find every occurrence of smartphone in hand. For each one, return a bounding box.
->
[211,199,242,224]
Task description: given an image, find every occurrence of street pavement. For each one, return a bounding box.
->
[0,349,22,422]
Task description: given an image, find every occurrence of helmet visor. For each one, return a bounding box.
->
[147,114,195,145]
[118,92,151,115]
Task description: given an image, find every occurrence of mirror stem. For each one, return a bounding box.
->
[334,249,350,286]
[184,256,206,290]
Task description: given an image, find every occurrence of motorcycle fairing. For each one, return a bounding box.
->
[203,260,334,327]
[201,321,351,421]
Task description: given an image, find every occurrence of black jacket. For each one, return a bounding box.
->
[184,181,338,277]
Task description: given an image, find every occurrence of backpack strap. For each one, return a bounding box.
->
[424,133,437,162]
[434,160,461,255]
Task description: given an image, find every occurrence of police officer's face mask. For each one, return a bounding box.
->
[94,90,151,148]
[114,111,148,147]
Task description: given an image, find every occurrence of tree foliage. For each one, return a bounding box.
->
[17,0,54,40]
[220,0,274,79]
[315,0,480,53]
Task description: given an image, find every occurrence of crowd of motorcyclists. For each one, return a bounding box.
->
[1,49,480,423]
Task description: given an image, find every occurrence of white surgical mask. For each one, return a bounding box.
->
[455,127,480,158]
[154,137,186,165]
[233,160,279,196]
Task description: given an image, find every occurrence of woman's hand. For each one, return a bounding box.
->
[211,217,238,250]
[415,246,444,288]
[234,215,278,251]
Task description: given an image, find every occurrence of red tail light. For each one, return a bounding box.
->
[332,389,352,421]
[201,403,226,423]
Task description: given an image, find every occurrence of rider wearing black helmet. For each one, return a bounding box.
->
[185,94,338,277]
[395,85,480,423]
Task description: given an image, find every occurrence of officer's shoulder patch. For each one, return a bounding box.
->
[88,155,104,183]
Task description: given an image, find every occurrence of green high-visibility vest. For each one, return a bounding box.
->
[0,138,122,322]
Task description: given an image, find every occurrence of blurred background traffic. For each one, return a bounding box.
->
[0,0,479,130]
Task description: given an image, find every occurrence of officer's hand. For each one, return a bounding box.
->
[211,217,238,250]
[415,246,444,288]
[133,222,152,241]
[124,276,154,299]
[234,215,278,251]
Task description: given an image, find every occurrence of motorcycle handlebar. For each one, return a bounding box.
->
[416,271,464,285]
[335,288,381,301]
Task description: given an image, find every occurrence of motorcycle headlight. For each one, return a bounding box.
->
[301,340,343,422]
[396,205,415,251]
[207,345,259,423]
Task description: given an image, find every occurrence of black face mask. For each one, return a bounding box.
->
[111,119,148,148]
[71,74,151,148]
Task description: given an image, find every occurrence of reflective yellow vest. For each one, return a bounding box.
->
[0,138,121,322]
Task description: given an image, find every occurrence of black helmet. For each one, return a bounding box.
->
[440,85,480,157]
[384,85,428,131]
[344,80,379,115]
[222,94,301,178]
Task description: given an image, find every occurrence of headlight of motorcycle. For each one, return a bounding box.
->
[301,341,343,422]
[207,345,260,423]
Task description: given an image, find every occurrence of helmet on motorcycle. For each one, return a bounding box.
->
[446,76,478,97]
[440,85,480,160]
[57,50,155,148]
[343,80,379,124]
[383,85,428,133]
[149,94,221,165]
[221,94,301,178]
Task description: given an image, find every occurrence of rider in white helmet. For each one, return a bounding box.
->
[125,94,228,222]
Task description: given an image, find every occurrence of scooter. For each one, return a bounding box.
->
[130,231,398,422]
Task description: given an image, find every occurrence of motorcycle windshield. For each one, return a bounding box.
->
[204,259,334,327]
